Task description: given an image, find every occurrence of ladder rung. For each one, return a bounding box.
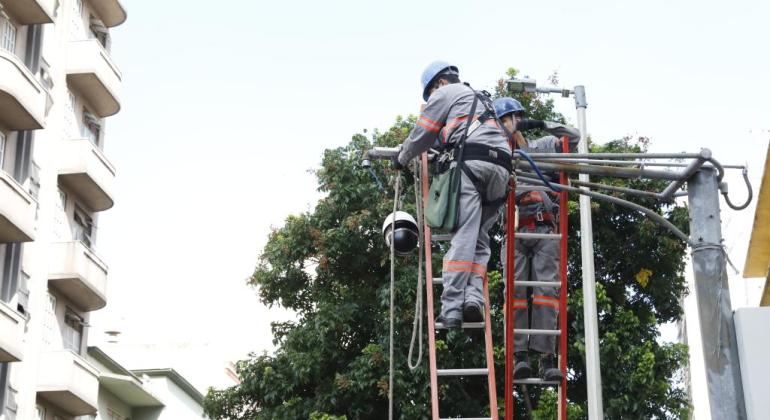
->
[515,232,562,240]
[514,281,561,288]
[435,321,484,330]
[513,329,561,336]
[515,185,551,192]
[514,378,561,385]
[440,418,492,420]
[437,368,488,377]
[431,233,453,242]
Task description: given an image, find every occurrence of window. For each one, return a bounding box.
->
[89,17,109,48]
[1,18,16,53]
[73,206,94,248]
[107,408,125,420]
[0,132,5,170]
[69,0,84,40]
[42,294,56,349]
[63,309,84,353]
[81,110,101,146]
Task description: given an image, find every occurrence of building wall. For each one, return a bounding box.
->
[134,377,204,420]
[0,0,123,418]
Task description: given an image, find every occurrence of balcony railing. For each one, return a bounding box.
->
[0,49,46,130]
[66,39,122,118]
[48,241,108,312]
[0,300,24,362]
[37,350,99,416]
[58,138,116,212]
[0,170,36,243]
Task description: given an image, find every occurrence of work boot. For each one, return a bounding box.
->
[435,315,462,330]
[539,353,564,382]
[513,352,532,379]
[462,302,484,323]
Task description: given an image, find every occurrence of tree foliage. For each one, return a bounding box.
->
[204,71,691,419]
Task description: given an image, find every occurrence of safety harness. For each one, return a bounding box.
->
[436,85,514,207]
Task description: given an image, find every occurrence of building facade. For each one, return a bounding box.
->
[0,0,126,418]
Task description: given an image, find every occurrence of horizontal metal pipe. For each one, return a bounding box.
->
[517,160,685,181]
[661,154,707,199]
[569,179,665,200]
[524,152,703,159]
[536,158,745,170]
[517,174,691,244]
[365,147,399,159]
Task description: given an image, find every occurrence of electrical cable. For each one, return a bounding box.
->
[388,171,400,420]
[721,167,753,211]
[514,149,562,192]
[407,160,424,371]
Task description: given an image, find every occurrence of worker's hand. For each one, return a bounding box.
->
[391,154,405,171]
[515,119,546,132]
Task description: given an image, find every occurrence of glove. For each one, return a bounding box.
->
[515,119,546,132]
[391,153,404,170]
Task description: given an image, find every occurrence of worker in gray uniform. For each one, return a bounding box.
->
[393,61,512,329]
[493,97,580,381]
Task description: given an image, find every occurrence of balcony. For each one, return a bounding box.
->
[37,350,99,416]
[0,300,24,362]
[66,39,122,118]
[1,0,54,24]
[0,49,46,130]
[58,139,116,212]
[48,241,108,312]
[87,0,127,28]
[0,170,36,243]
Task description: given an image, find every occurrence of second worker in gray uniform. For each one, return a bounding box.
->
[494,97,580,381]
[394,61,512,329]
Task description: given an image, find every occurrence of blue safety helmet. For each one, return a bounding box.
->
[421,60,459,102]
[493,97,526,119]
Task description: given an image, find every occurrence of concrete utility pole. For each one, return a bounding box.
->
[574,85,605,420]
[687,168,747,420]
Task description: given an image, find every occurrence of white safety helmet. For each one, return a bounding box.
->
[381,211,419,256]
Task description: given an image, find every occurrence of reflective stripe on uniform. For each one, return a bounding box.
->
[512,298,528,309]
[417,115,443,133]
[443,260,487,277]
[532,295,559,309]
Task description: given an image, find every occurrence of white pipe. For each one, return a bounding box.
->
[574,85,605,420]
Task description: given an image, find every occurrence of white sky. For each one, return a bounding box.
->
[89,0,770,403]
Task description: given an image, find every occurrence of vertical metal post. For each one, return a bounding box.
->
[687,168,747,420]
[574,85,604,419]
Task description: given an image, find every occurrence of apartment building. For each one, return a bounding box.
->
[0,0,126,418]
[86,346,207,420]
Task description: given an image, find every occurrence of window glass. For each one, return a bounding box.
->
[63,309,83,353]
[1,18,17,53]
[73,206,94,248]
[0,132,5,170]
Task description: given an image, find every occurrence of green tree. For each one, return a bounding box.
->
[204,72,690,419]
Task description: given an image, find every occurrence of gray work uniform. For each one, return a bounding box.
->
[502,122,580,353]
[398,83,511,322]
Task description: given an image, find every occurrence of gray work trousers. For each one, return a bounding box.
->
[439,160,509,321]
[502,224,561,353]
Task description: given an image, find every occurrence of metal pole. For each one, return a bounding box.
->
[574,85,604,419]
[687,168,747,420]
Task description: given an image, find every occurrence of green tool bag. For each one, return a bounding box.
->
[424,91,479,233]
[425,160,463,233]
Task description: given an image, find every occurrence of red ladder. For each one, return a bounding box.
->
[420,152,499,420]
[504,137,570,419]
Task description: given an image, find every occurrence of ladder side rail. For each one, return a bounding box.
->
[504,179,517,420]
[483,273,499,419]
[421,152,440,420]
[558,136,570,420]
